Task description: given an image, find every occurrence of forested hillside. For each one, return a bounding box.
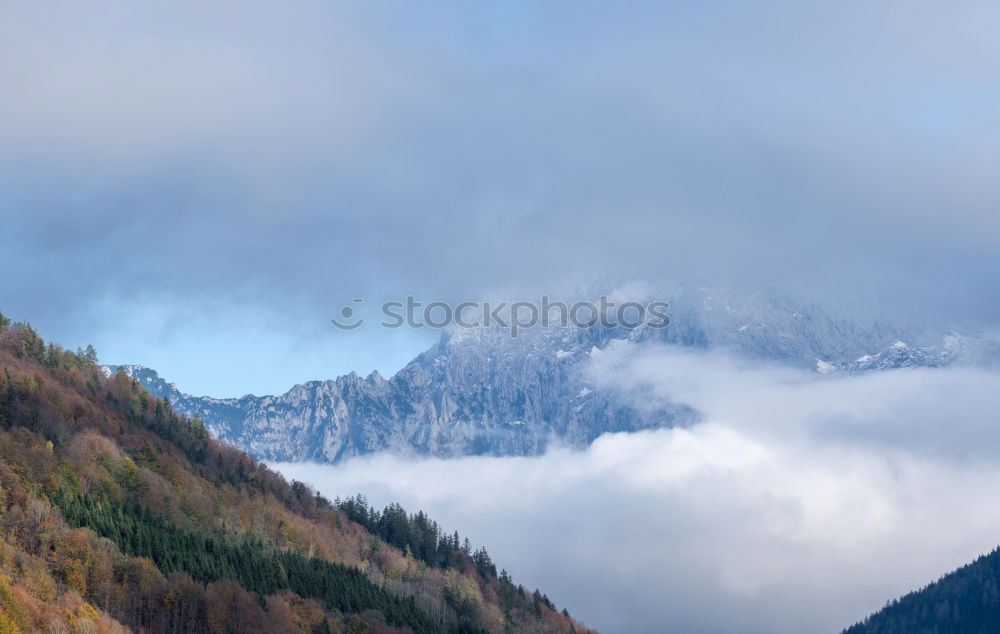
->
[0,313,590,633]
[842,547,1000,634]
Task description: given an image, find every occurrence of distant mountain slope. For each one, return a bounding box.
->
[841,547,1000,634]
[106,286,999,464]
[106,326,700,463]
[0,313,590,633]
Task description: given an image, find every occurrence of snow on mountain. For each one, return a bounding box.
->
[104,286,1000,463]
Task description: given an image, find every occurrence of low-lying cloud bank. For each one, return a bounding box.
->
[274,345,1000,633]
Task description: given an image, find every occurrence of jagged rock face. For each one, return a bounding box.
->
[107,327,697,462]
[105,287,999,463]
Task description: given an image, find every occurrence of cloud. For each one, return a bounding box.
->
[0,2,395,165]
[274,346,1000,633]
[2,1,1000,394]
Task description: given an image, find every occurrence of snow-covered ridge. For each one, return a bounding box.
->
[103,287,1000,463]
[813,333,1000,375]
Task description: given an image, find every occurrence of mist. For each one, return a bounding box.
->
[274,346,1000,633]
[3,1,1000,394]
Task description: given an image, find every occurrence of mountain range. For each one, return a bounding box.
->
[104,286,1000,464]
[5,297,1000,632]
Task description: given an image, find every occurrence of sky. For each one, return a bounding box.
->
[3,0,1000,396]
[4,4,1000,631]
[274,345,1000,633]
